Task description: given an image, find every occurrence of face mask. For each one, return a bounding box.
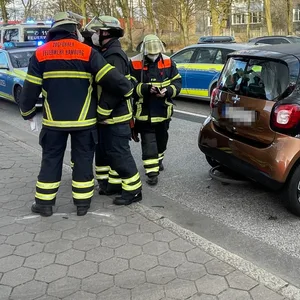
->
[76,29,85,43]
[147,54,159,62]
[91,33,100,46]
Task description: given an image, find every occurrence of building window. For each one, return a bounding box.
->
[250,12,262,24]
[293,9,300,22]
[232,13,246,25]
[232,12,262,25]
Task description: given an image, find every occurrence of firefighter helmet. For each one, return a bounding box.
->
[50,12,80,29]
[89,16,124,38]
[140,34,165,55]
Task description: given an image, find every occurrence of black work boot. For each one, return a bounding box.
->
[113,192,142,206]
[159,162,164,171]
[99,187,121,196]
[146,175,158,186]
[31,203,53,217]
[77,205,90,216]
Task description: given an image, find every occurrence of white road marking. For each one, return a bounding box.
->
[174,109,208,118]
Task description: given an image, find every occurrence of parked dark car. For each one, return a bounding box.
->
[198,36,236,44]
[198,44,300,216]
[249,35,300,45]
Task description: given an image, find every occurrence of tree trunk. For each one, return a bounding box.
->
[287,0,293,35]
[70,0,87,26]
[0,0,8,23]
[144,0,156,33]
[264,0,273,35]
[179,0,189,46]
[246,0,251,38]
[210,0,220,35]
[117,0,133,51]
[81,2,87,26]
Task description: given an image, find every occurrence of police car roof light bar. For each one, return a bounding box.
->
[3,41,39,49]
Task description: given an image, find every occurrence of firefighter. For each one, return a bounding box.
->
[89,16,142,205]
[19,11,134,217]
[130,34,182,185]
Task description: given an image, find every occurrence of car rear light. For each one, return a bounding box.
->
[210,87,218,109]
[272,104,300,129]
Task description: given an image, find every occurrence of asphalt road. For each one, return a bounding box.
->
[2,97,300,289]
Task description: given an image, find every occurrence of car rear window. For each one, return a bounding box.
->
[218,57,290,101]
[9,51,34,68]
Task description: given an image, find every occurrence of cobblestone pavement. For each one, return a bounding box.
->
[0,130,291,300]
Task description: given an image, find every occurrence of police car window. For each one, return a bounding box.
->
[194,48,217,63]
[0,52,7,65]
[9,51,34,68]
[214,49,233,64]
[4,29,19,42]
[219,57,290,100]
[172,49,195,63]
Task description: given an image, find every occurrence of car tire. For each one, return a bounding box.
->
[14,85,22,107]
[284,165,300,217]
[205,155,220,168]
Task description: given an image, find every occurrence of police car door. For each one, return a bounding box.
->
[0,51,12,101]
[171,48,197,96]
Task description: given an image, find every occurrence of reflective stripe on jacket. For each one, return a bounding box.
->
[97,39,133,125]
[129,53,182,123]
[19,34,133,131]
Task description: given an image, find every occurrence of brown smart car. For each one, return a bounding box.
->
[198,44,300,216]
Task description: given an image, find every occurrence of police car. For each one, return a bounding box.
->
[171,43,253,100]
[0,41,42,106]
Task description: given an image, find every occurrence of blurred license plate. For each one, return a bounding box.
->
[222,106,256,124]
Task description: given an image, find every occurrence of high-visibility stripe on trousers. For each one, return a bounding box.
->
[35,181,60,203]
[122,172,142,192]
[95,165,110,181]
[143,158,159,175]
[108,169,122,185]
[158,153,164,162]
[72,179,95,201]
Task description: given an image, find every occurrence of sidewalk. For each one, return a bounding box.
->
[0,129,294,300]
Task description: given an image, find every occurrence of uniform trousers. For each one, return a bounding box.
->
[35,127,97,207]
[135,119,170,177]
[95,123,142,199]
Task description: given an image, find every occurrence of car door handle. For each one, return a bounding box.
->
[232,95,240,102]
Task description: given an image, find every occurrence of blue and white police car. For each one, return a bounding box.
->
[171,43,252,100]
[0,41,43,107]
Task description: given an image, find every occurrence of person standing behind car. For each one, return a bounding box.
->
[130,34,182,186]
[19,12,134,217]
[90,16,142,206]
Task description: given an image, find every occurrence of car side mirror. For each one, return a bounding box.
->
[0,64,9,70]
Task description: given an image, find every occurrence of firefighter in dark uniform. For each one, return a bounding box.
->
[19,12,134,217]
[130,34,182,185]
[89,16,142,205]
